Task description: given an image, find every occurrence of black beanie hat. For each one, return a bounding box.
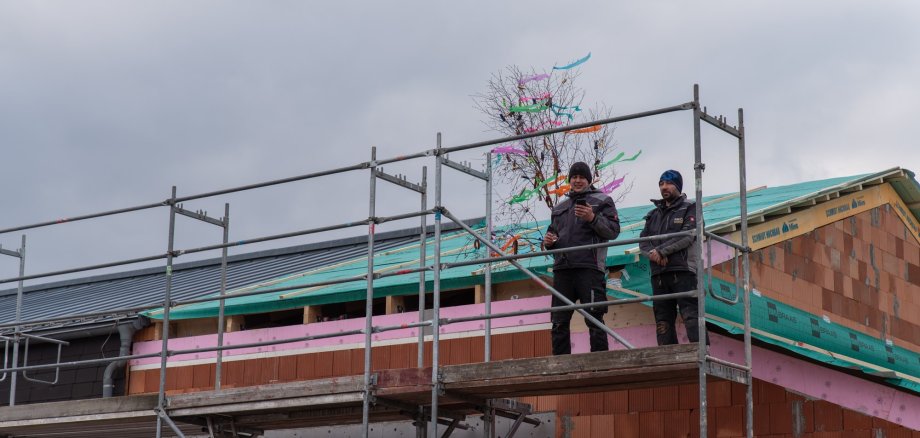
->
[568,161,592,182]
[660,169,683,193]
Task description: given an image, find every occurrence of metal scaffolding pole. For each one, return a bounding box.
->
[362,147,378,438]
[416,167,427,438]
[215,203,230,391]
[4,235,25,406]
[693,84,709,438]
[155,187,178,438]
[482,153,495,438]
[429,133,443,438]
[417,167,428,369]
[738,108,754,438]
[484,152,493,364]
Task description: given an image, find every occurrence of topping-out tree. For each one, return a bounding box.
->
[472,56,635,244]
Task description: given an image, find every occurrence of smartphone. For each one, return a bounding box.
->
[575,199,588,206]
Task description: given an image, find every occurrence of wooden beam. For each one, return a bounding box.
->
[167,376,367,410]
[224,315,243,332]
[385,295,406,314]
[167,393,365,417]
[440,343,698,383]
[303,305,322,324]
[0,395,157,423]
[151,321,177,341]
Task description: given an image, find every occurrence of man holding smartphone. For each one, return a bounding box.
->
[542,161,621,355]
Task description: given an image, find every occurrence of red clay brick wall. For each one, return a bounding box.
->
[127,331,551,395]
[128,328,918,436]
[715,205,920,349]
[519,379,919,438]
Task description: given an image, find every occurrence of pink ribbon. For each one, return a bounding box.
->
[491,146,528,156]
[520,93,551,102]
[601,176,626,193]
[518,73,550,85]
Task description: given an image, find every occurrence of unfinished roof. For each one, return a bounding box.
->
[5,168,919,328]
[148,167,920,320]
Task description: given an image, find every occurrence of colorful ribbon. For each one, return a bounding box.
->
[520,93,551,102]
[598,152,625,169]
[519,73,550,85]
[507,173,568,204]
[536,174,565,190]
[509,103,548,113]
[500,234,522,252]
[549,184,571,196]
[552,104,582,111]
[491,146,528,156]
[549,104,580,120]
[509,189,537,204]
[552,109,574,121]
[601,176,626,194]
[619,150,642,162]
[565,125,601,134]
[597,150,641,169]
[553,52,591,70]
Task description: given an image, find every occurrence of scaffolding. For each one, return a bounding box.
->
[0,84,752,438]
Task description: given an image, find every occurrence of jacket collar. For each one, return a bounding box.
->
[567,186,599,200]
[650,193,687,210]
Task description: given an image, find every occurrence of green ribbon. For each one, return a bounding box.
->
[510,103,549,113]
[598,150,642,170]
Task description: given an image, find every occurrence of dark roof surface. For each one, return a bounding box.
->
[0,219,481,333]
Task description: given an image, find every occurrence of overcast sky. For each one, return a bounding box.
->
[1,1,918,286]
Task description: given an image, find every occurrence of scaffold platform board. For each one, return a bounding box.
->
[0,344,699,437]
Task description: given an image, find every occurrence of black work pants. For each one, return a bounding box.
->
[651,271,708,345]
[550,268,609,355]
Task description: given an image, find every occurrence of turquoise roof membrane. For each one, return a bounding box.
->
[617,258,920,394]
[149,170,919,320]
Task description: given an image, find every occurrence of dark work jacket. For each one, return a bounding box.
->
[639,193,700,276]
[546,188,621,272]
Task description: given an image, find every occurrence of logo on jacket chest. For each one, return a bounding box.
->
[673,217,684,225]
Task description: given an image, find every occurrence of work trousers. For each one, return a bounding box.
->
[651,271,708,345]
[550,268,609,355]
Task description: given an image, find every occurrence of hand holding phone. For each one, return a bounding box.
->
[573,198,594,222]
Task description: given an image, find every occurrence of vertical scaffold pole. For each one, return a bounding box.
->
[156,186,178,438]
[693,84,709,438]
[484,152,493,363]
[738,108,753,438]
[8,235,25,407]
[362,147,378,438]
[418,167,428,369]
[416,165,428,438]
[215,203,230,391]
[430,133,443,438]
[482,152,494,438]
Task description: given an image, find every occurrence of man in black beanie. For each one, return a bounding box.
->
[542,161,621,355]
[639,169,707,345]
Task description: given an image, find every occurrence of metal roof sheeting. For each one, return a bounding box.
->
[0,222,477,332]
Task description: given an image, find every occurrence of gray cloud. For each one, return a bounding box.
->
[0,1,917,283]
